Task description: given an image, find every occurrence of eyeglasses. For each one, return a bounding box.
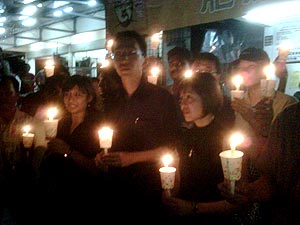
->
[112,50,143,61]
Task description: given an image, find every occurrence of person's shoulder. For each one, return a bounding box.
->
[274,91,299,106]
[144,82,173,96]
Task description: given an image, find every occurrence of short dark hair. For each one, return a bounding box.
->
[167,46,191,62]
[192,52,221,73]
[112,30,147,56]
[239,47,270,65]
[178,72,223,116]
[62,75,97,110]
[0,75,20,93]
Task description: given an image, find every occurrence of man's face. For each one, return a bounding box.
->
[237,60,264,87]
[191,59,220,81]
[113,41,144,78]
[168,55,188,82]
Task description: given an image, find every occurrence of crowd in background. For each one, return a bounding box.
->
[0,30,300,225]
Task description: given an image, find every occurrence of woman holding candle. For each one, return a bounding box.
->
[38,75,103,225]
[162,72,237,225]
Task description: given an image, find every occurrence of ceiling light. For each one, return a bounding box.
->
[242,1,300,26]
[53,1,69,9]
[22,18,37,26]
[23,0,36,4]
[53,10,63,17]
[19,15,29,20]
[0,17,6,23]
[37,3,43,8]
[21,5,37,16]
[0,27,5,34]
[63,7,73,13]
[88,0,97,6]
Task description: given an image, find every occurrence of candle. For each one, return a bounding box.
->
[159,154,176,197]
[22,125,34,148]
[147,66,160,85]
[98,127,114,154]
[219,132,244,194]
[44,107,59,140]
[261,63,276,97]
[231,75,244,100]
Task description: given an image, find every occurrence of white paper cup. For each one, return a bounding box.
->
[261,79,276,97]
[44,119,58,139]
[22,133,34,148]
[159,167,176,190]
[230,90,244,101]
[219,150,244,181]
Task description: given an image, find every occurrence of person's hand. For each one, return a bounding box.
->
[47,138,69,155]
[218,180,251,207]
[252,98,273,136]
[231,98,255,123]
[101,152,134,167]
[162,192,193,216]
[95,150,105,168]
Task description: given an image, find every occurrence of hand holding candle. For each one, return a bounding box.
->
[219,132,244,194]
[231,75,244,100]
[261,63,276,97]
[22,125,34,148]
[159,154,176,197]
[44,107,59,140]
[98,126,114,154]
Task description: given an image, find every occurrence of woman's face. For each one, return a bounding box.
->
[63,85,92,115]
[179,88,204,123]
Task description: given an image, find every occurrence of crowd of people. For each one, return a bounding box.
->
[0,30,299,225]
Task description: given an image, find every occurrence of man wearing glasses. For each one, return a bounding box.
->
[95,30,181,225]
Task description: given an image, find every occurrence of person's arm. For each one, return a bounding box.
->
[99,145,176,168]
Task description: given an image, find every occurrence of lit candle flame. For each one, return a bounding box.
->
[150,66,160,77]
[229,133,244,152]
[162,154,173,167]
[47,107,58,121]
[184,69,193,78]
[232,75,243,91]
[23,125,31,134]
[263,63,276,80]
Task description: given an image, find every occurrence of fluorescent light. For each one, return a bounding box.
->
[0,27,5,34]
[21,5,37,16]
[53,10,63,17]
[22,18,37,26]
[88,0,97,6]
[19,15,29,20]
[0,17,6,22]
[63,7,73,13]
[242,1,300,26]
[23,0,36,4]
[53,1,69,9]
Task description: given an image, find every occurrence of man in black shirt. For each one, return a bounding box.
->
[95,30,181,225]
